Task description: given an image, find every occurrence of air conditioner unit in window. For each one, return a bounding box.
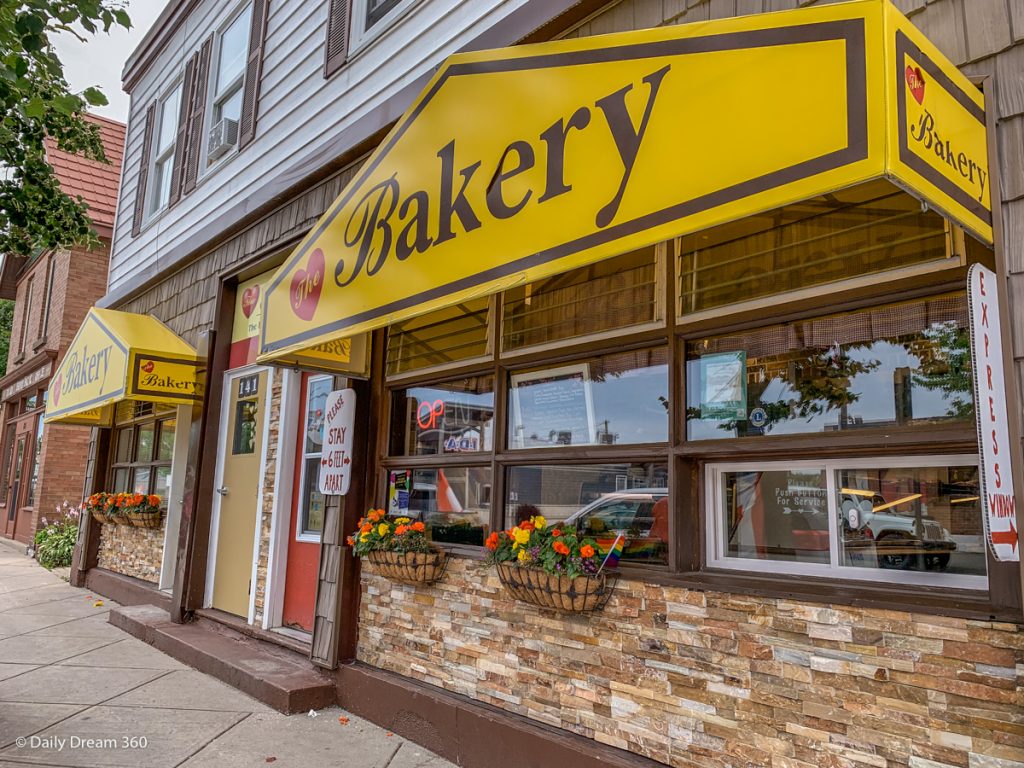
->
[207,117,239,162]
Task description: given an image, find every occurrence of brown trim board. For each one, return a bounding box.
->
[99,0,617,312]
[262,18,869,354]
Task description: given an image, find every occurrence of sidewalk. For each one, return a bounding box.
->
[0,539,453,768]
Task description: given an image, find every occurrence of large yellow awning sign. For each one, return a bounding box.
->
[258,0,991,363]
[45,308,202,426]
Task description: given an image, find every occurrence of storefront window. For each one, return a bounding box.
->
[386,466,491,546]
[389,377,494,456]
[686,294,973,439]
[108,411,175,500]
[677,184,949,316]
[502,247,660,351]
[297,375,331,538]
[708,457,985,588]
[505,463,668,565]
[509,348,669,448]
[386,299,490,376]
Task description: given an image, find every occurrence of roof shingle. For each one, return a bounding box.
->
[44,113,126,230]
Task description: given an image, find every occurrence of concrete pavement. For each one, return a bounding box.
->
[0,539,454,768]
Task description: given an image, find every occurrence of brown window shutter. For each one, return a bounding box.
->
[131,101,157,237]
[183,36,213,195]
[168,55,197,207]
[324,0,352,78]
[239,0,271,149]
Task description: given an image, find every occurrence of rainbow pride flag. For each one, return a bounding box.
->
[598,534,625,573]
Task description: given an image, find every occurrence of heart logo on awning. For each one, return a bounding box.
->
[142,360,155,373]
[905,64,925,105]
[290,249,325,322]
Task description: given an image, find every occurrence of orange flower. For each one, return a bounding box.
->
[346,536,355,546]
[485,532,499,551]
[551,529,562,537]
[580,545,595,558]
[519,520,535,532]
[147,495,161,507]
[395,525,409,535]
[553,541,570,556]
[360,523,372,534]
[133,493,144,505]
[411,521,425,532]
[367,509,382,522]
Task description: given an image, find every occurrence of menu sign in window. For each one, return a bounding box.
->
[510,364,596,449]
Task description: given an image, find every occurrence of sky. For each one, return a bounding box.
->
[52,1,167,123]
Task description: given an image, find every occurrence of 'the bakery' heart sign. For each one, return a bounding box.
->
[241,285,260,319]
[905,64,925,105]
[289,248,325,322]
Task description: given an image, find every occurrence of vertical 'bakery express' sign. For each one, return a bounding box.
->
[258,0,991,362]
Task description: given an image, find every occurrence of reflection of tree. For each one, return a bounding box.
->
[910,322,974,419]
[692,345,881,434]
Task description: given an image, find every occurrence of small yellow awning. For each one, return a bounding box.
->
[257,0,991,366]
[44,308,202,426]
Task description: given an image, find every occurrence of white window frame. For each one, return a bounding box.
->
[203,2,252,173]
[348,0,417,57]
[295,374,332,543]
[705,454,986,590]
[148,81,183,216]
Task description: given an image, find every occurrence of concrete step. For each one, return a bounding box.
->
[109,604,336,714]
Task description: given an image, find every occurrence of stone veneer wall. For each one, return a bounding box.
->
[358,559,1023,768]
[252,368,284,626]
[96,522,164,583]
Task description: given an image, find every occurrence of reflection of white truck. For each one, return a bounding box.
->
[840,492,956,570]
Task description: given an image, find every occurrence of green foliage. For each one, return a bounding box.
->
[0,1,131,257]
[912,322,974,419]
[0,299,13,370]
[34,501,81,569]
[486,514,604,580]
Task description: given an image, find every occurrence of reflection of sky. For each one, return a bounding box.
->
[591,365,669,443]
[688,337,970,439]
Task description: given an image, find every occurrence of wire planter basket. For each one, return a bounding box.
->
[496,563,617,613]
[365,548,448,585]
[127,510,164,529]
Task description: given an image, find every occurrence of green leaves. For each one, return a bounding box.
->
[0,0,132,257]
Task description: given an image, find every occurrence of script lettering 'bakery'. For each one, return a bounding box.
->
[909,110,987,203]
[335,64,672,288]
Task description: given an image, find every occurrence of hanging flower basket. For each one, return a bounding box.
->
[365,549,447,585]
[127,509,164,528]
[348,509,448,585]
[85,493,109,524]
[495,562,616,613]
[485,514,618,613]
[90,509,108,525]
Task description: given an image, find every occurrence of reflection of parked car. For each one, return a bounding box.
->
[563,489,669,562]
[840,491,956,570]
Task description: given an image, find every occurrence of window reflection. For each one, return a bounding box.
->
[509,349,669,448]
[386,467,491,546]
[687,294,973,439]
[390,377,494,456]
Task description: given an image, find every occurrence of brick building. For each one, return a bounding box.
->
[0,114,125,544]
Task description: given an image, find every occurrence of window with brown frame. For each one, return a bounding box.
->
[108,402,176,503]
[376,183,1007,610]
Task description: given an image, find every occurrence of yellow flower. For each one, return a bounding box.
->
[517,549,530,562]
[378,523,390,536]
[530,515,546,530]
[395,517,411,525]
[360,532,370,541]
[512,526,531,549]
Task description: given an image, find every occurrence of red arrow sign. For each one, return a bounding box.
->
[992,520,1018,551]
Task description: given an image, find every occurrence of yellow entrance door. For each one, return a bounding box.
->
[211,369,268,617]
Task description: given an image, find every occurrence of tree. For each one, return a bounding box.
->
[0,1,130,258]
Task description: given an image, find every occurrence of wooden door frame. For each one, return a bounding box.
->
[203,364,273,621]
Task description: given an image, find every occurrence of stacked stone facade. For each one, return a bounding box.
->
[96,522,165,583]
[359,558,1023,768]
[253,368,284,625]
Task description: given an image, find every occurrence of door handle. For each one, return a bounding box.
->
[216,487,229,496]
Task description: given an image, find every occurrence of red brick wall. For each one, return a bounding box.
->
[2,242,110,543]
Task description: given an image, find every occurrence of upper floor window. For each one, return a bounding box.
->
[150,84,182,214]
[207,5,252,166]
[346,0,415,55]
[18,277,34,355]
[366,0,403,29]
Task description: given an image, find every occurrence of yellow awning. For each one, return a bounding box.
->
[258,0,991,365]
[44,308,202,426]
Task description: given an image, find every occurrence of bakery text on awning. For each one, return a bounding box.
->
[44,308,202,426]
[257,0,991,366]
